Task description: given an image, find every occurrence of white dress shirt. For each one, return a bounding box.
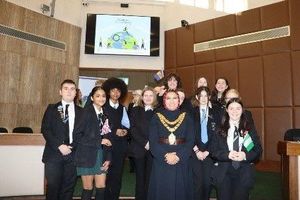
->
[227,120,244,151]
[109,99,119,109]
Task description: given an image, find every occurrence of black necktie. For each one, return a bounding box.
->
[232,126,240,169]
[64,104,70,145]
[98,113,104,126]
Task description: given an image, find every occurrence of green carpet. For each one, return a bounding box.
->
[74,162,281,199]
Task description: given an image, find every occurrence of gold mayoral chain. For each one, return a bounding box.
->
[157,112,186,145]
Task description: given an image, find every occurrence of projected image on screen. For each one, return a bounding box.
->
[94,15,151,55]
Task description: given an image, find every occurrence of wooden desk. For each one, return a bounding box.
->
[0,133,45,145]
[278,141,300,200]
[0,133,45,197]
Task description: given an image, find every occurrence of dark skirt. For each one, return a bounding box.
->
[77,148,107,175]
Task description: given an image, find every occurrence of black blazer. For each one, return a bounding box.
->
[193,107,220,153]
[129,106,154,158]
[211,125,263,188]
[41,102,82,163]
[73,104,112,168]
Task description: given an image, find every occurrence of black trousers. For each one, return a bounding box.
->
[44,156,77,200]
[105,139,128,200]
[134,151,153,200]
[191,156,214,200]
[216,166,250,200]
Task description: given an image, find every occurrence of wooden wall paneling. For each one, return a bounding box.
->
[194,19,214,43]
[292,51,300,106]
[176,66,195,97]
[248,108,264,160]
[165,29,177,69]
[195,50,215,64]
[236,8,261,34]
[66,26,82,66]
[164,69,176,75]
[237,42,262,58]
[260,1,289,30]
[3,52,22,104]
[215,60,238,89]
[0,51,7,102]
[19,57,44,105]
[0,35,7,51]
[213,15,237,39]
[290,0,300,50]
[0,1,25,29]
[215,47,237,61]
[41,61,61,105]
[238,57,264,107]
[24,9,40,35]
[262,37,291,55]
[263,53,292,106]
[194,20,215,64]
[176,26,195,67]
[0,103,18,132]
[195,63,216,89]
[265,108,293,161]
[294,107,300,128]
[5,34,25,55]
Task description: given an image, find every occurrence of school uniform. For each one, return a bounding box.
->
[129,106,154,200]
[41,101,82,200]
[211,122,263,200]
[191,106,220,200]
[74,104,112,171]
[104,100,130,200]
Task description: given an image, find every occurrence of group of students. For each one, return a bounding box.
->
[41,73,262,200]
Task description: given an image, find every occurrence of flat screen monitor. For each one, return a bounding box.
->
[85,14,160,56]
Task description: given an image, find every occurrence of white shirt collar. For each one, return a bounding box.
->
[145,105,153,111]
[109,99,119,109]
[61,100,74,108]
[93,104,103,115]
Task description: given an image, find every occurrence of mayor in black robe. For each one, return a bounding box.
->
[147,90,194,200]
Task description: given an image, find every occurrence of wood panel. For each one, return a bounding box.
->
[292,51,300,106]
[238,57,264,107]
[0,1,81,133]
[165,29,176,69]
[214,15,236,39]
[177,66,195,97]
[263,53,292,106]
[236,7,261,34]
[265,108,293,161]
[290,0,300,50]
[176,26,194,67]
[215,60,238,89]
[260,1,289,30]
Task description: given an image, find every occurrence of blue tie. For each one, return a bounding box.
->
[201,109,208,143]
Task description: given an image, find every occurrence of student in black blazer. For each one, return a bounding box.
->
[190,86,220,200]
[211,98,262,200]
[102,77,130,200]
[74,86,112,200]
[129,87,157,200]
[41,79,83,200]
